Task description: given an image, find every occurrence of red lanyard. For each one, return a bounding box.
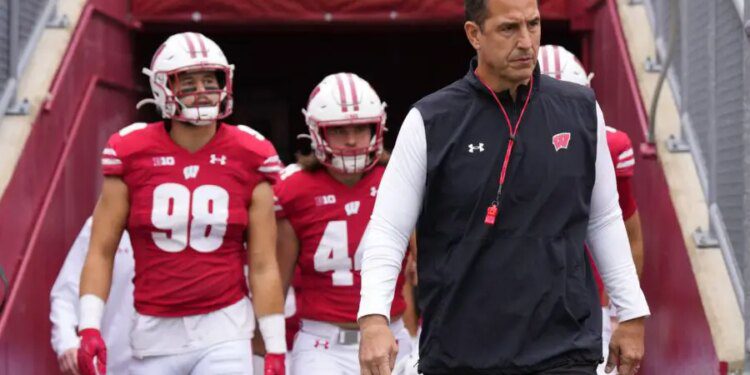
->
[473,69,534,225]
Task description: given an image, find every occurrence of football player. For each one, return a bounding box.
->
[538,44,644,375]
[77,32,286,375]
[274,73,413,374]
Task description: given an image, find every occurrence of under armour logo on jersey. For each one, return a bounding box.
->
[468,143,485,153]
[183,165,200,180]
[315,194,337,206]
[370,186,378,197]
[210,154,226,165]
[314,339,330,350]
[552,132,572,152]
[345,201,361,216]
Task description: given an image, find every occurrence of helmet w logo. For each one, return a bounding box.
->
[552,132,571,152]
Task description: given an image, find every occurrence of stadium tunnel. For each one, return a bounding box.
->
[0,0,736,374]
[132,12,587,163]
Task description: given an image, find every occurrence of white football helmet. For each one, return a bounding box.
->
[302,73,387,174]
[137,32,234,126]
[537,45,592,87]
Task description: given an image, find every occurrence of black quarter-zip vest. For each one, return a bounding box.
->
[414,58,601,374]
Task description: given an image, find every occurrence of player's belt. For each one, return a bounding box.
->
[337,329,361,345]
[301,318,404,346]
[300,319,362,346]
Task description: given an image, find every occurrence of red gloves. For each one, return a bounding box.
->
[264,353,285,375]
[78,328,107,375]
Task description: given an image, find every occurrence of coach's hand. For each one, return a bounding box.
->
[606,317,645,375]
[359,315,398,375]
[59,348,81,375]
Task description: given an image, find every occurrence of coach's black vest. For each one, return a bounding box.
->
[414,58,601,374]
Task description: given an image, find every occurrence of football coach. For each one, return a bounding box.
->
[356,0,649,374]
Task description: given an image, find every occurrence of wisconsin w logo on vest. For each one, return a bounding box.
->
[552,132,571,152]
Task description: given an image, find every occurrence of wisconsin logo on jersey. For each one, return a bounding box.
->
[552,132,571,152]
[370,186,378,197]
[183,165,200,180]
[344,201,361,216]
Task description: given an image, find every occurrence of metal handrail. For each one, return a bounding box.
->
[0,0,65,117]
[646,0,677,143]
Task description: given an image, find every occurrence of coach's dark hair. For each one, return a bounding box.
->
[464,0,489,29]
[465,0,539,30]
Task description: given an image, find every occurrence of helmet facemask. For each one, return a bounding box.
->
[310,121,384,174]
[165,67,232,126]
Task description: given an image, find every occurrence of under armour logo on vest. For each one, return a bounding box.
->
[552,132,571,152]
[468,143,485,153]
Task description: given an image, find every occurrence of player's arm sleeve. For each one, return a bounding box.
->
[614,133,637,219]
[358,108,426,321]
[50,218,93,355]
[273,185,287,220]
[587,104,650,322]
[101,134,124,176]
[256,141,284,185]
[614,134,635,178]
[273,165,302,220]
[617,176,638,220]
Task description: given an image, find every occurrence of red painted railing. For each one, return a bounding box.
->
[0,2,138,372]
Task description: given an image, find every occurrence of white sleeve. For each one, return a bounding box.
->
[587,104,650,322]
[50,218,93,355]
[358,108,426,321]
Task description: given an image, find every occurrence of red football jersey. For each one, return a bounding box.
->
[101,121,282,317]
[274,164,407,323]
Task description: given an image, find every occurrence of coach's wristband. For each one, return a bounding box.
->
[258,314,287,354]
[78,294,105,331]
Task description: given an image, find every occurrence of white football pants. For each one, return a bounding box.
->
[290,319,413,375]
[129,339,253,375]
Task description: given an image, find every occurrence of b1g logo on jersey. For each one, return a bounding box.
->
[344,201,360,216]
[153,156,175,166]
[315,194,336,206]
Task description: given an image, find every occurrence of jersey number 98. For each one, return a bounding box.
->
[151,183,229,252]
